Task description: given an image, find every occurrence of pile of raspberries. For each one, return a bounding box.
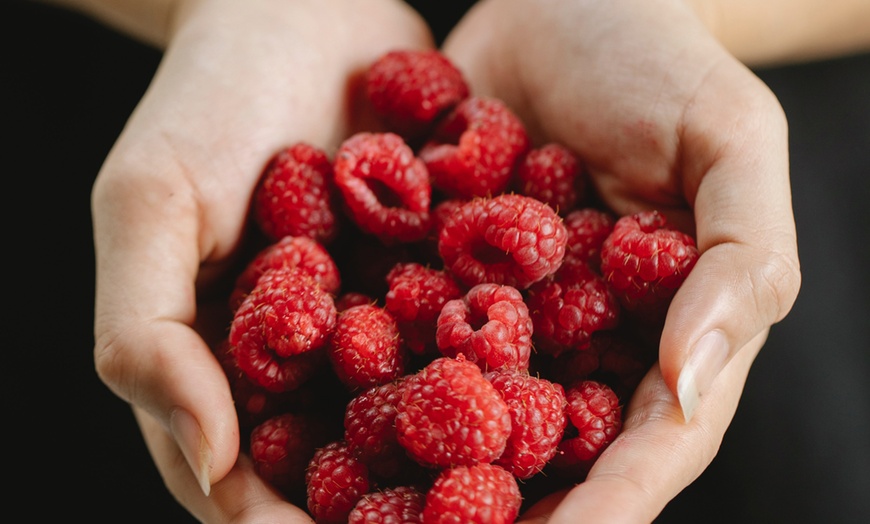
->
[217,49,701,524]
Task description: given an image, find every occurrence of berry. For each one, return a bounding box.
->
[306,440,371,524]
[526,259,620,356]
[562,207,616,271]
[395,355,511,468]
[230,235,341,311]
[253,142,339,244]
[600,210,699,318]
[385,262,463,355]
[343,379,410,479]
[366,49,469,139]
[515,143,586,214]
[421,463,521,524]
[349,486,425,524]
[485,370,568,479]
[327,304,406,390]
[551,380,622,477]
[333,132,432,244]
[335,291,376,312]
[436,283,533,372]
[249,412,331,496]
[420,96,529,199]
[438,193,568,289]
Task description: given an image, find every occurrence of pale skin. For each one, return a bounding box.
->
[41,0,868,520]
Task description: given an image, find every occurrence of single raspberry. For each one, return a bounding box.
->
[600,210,699,319]
[306,440,371,524]
[421,463,521,524]
[249,412,332,497]
[420,96,530,199]
[327,304,406,390]
[385,262,463,355]
[333,132,432,245]
[395,355,511,468]
[436,283,532,372]
[229,235,341,311]
[551,380,622,477]
[515,143,586,215]
[484,370,568,479]
[562,207,616,272]
[253,142,339,245]
[343,379,411,480]
[229,267,336,392]
[526,259,620,356]
[366,49,469,139]
[438,193,568,289]
[348,486,425,524]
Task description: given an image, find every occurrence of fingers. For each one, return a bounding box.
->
[660,61,801,421]
[136,407,315,523]
[543,331,764,523]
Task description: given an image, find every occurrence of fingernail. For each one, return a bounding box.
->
[677,330,730,423]
[169,408,213,496]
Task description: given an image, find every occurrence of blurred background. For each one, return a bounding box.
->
[4,1,867,521]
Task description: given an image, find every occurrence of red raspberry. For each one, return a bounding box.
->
[600,210,700,319]
[249,412,332,497]
[515,143,586,215]
[562,207,616,272]
[306,440,371,524]
[334,291,376,312]
[526,259,621,356]
[349,486,425,524]
[421,463,521,524]
[552,380,622,477]
[230,235,341,311]
[327,304,406,390]
[395,355,511,468]
[229,267,336,392]
[436,283,532,372]
[484,370,568,479]
[366,49,469,139]
[343,379,412,479]
[253,142,339,245]
[333,132,432,245]
[385,262,463,355]
[438,193,568,289]
[420,96,530,199]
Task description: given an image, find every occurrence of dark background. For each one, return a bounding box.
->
[4,1,868,522]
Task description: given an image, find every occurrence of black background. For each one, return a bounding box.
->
[4,1,868,522]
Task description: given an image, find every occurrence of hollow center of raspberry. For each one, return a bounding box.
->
[471,240,512,266]
[365,178,405,208]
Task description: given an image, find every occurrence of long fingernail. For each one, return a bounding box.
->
[677,330,729,423]
[169,408,213,496]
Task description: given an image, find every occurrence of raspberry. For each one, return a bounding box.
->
[420,96,530,199]
[253,142,339,245]
[249,412,332,496]
[562,207,616,272]
[436,283,533,372]
[327,304,406,390]
[348,486,425,524]
[306,440,371,524]
[343,379,411,479]
[515,143,586,215]
[335,291,376,312]
[526,259,620,356]
[385,262,463,355]
[438,193,568,289]
[229,267,336,392]
[421,463,521,524]
[333,132,432,244]
[551,380,622,477]
[395,355,511,468]
[230,235,341,311]
[600,210,700,319]
[484,370,568,479]
[366,49,469,139]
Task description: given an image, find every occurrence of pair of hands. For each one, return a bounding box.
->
[91,0,800,522]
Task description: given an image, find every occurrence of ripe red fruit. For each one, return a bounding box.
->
[515,143,586,214]
[422,463,521,524]
[249,412,331,496]
[327,304,407,391]
[306,440,371,524]
[349,485,425,524]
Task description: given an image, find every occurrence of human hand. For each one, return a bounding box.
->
[90,0,433,521]
[442,0,801,521]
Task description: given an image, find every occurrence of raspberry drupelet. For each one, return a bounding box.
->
[421,463,522,524]
[438,193,568,289]
[436,283,533,372]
